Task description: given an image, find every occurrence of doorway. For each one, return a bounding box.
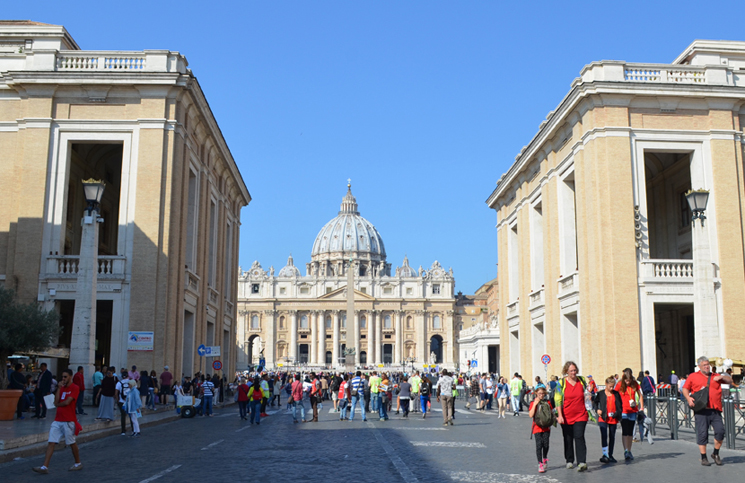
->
[654,303,695,380]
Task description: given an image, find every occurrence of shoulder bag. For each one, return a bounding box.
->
[692,373,712,413]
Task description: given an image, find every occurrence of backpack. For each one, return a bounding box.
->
[534,400,556,428]
[420,383,430,396]
[251,385,263,401]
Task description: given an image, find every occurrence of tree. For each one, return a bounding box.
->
[0,286,60,389]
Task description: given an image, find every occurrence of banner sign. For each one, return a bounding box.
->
[128,331,154,351]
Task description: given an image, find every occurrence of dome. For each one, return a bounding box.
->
[278,255,301,277]
[397,256,417,277]
[311,183,386,263]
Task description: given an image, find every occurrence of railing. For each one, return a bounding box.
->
[46,255,125,279]
[624,67,705,84]
[1,50,188,74]
[208,288,219,306]
[580,61,737,87]
[529,289,544,310]
[640,259,693,279]
[56,53,145,70]
[557,272,579,299]
[506,300,519,317]
[184,269,200,294]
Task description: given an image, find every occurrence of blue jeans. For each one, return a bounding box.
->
[371,393,381,412]
[339,399,349,419]
[203,395,213,416]
[292,399,306,421]
[421,395,430,413]
[147,388,155,410]
[379,396,388,419]
[250,400,261,424]
[350,394,366,421]
[511,395,520,413]
[238,400,248,419]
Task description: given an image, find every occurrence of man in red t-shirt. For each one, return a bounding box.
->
[73,366,87,416]
[682,356,733,466]
[33,369,83,475]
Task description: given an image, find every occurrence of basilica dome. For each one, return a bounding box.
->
[311,184,386,263]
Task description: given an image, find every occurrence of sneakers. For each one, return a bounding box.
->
[600,455,609,463]
[32,466,49,474]
[608,456,618,463]
[538,463,545,473]
[449,420,454,426]
[543,458,548,467]
[69,463,83,471]
[566,463,574,469]
[422,413,426,419]
[577,463,588,472]
[701,457,711,466]
[443,422,449,426]
[624,450,631,461]
[711,453,723,466]
[628,451,634,460]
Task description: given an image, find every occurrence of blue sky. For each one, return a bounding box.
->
[7,2,744,292]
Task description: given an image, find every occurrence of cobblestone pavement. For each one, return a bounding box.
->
[2,402,744,482]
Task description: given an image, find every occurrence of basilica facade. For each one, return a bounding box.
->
[236,185,457,371]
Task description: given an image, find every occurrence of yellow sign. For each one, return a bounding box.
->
[423,364,429,368]
[378,364,384,368]
[277,364,284,367]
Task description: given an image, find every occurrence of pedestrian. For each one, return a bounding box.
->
[555,361,589,472]
[363,373,371,413]
[128,365,140,382]
[200,374,215,416]
[497,376,509,418]
[379,373,391,421]
[309,372,322,422]
[285,378,294,411]
[71,366,87,415]
[682,356,733,466]
[159,366,173,406]
[114,369,132,436]
[260,373,270,416]
[32,369,82,474]
[436,369,454,426]
[330,372,341,411]
[596,376,622,463]
[398,375,411,418]
[338,374,350,420]
[487,373,496,409]
[237,377,250,420]
[419,375,432,418]
[33,362,53,419]
[348,371,367,422]
[519,375,527,411]
[9,364,26,420]
[614,368,643,461]
[510,373,522,416]
[291,373,307,423]
[410,371,421,412]
[529,386,554,473]
[641,371,656,396]
[124,379,142,437]
[670,370,679,386]
[95,367,116,421]
[272,377,281,407]
[534,376,546,390]
[92,366,103,407]
[247,376,264,425]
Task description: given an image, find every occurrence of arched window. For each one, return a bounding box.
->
[251,315,259,329]
[341,313,347,328]
[360,316,367,329]
[279,316,285,329]
[360,351,367,364]
[300,314,308,328]
[325,316,332,329]
[433,314,441,329]
[406,316,412,329]
[384,314,392,328]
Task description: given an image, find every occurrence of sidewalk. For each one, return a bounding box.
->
[0,399,234,463]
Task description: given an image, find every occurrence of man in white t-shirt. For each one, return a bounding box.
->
[114,370,131,436]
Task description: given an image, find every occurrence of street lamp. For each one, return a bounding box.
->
[685,189,710,227]
[82,179,106,216]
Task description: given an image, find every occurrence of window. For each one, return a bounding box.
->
[432,284,441,295]
[326,287,332,294]
[207,200,217,287]
[251,284,259,294]
[224,222,233,296]
[384,314,392,328]
[360,316,367,329]
[341,313,347,328]
[279,287,286,295]
[300,314,308,328]
[300,287,309,294]
[360,287,367,294]
[251,315,259,329]
[406,316,412,329]
[383,287,392,295]
[433,314,441,329]
[279,316,285,329]
[406,287,413,295]
[325,316,332,329]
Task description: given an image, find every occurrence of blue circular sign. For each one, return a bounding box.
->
[212,360,222,371]
[541,354,551,365]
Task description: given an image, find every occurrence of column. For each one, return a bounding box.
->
[376,310,383,365]
[290,310,298,363]
[310,311,317,365]
[317,310,325,366]
[353,310,360,364]
[445,310,455,365]
[368,310,376,365]
[332,311,340,368]
[395,311,403,365]
[693,220,721,356]
[416,310,427,364]
[265,309,276,368]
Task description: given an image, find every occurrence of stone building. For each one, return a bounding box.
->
[0,22,250,384]
[456,278,500,374]
[236,184,457,371]
[486,40,745,382]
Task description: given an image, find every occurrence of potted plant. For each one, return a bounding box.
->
[0,286,60,420]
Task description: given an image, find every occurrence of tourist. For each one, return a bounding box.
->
[124,379,142,437]
[641,371,656,396]
[200,374,215,416]
[529,386,553,473]
[9,364,26,420]
[510,373,522,416]
[436,369,454,426]
[497,376,509,418]
[615,368,643,461]
[247,376,264,425]
[338,374,350,420]
[237,377,250,420]
[291,373,307,423]
[379,373,390,420]
[33,362,53,419]
[556,361,589,472]
[115,369,132,435]
[91,366,103,407]
[32,369,82,474]
[596,376,622,463]
[419,375,432,418]
[159,366,173,406]
[309,372,322,422]
[95,367,116,421]
[682,356,733,466]
[398,375,412,418]
[410,371,421,413]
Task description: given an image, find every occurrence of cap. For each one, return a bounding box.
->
[164,365,169,370]
[588,375,593,378]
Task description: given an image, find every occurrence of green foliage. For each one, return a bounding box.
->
[0,286,60,389]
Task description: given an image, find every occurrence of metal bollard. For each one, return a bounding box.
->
[668,396,678,440]
[646,394,656,436]
[723,396,735,450]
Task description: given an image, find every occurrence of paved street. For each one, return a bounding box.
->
[2,401,744,483]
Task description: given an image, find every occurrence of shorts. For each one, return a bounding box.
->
[332,392,338,401]
[695,409,724,446]
[480,392,488,401]
[48,421,76,445]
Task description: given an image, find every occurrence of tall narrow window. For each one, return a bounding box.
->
[384,314,392,328]
[508,223,519,301]
[208,200,217,287]
[224,222,233,297]
[531,201,544,289]
[251,315,259,329]
[433,314,441,329]
[341,313,347,329]
[360,316,367,329]
[279,316,285,330]
[300,314,308,329]
[185,169,198,270]
[559,173,578,275]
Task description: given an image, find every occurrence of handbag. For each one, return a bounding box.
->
[692,373,712,413]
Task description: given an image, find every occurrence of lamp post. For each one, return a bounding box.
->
[69,179,105,406]
[685,188,721,356]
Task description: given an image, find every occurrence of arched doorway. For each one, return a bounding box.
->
[247,335,262,365]
[325,351,332,365]
[429,335,443,364]
[299,344,309,363]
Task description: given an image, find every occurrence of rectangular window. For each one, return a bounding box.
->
[224,222,233,297]
[508,223,519,301]
[326,287,332,294]
[559,172,578,275]
[185,169,198,269]
[531,201,544,289]
[279,287,286,295]
[360,287,367,294]
[406,287,413,295]
[251,284,259,294]
[432,284,441,295]
[300,287,309,294]
[383,287,392,295]
[208,200,217,287]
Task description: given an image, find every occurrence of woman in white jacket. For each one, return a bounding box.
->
[124,380,143,437]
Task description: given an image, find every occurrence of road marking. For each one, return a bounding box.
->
[235,425,252,432]
[265,409,280,415]
[138,465,182,483]
[201,439,224,450]
[448,471,560,482]
[387,427,447,430]
[411,442,486,448]
[367,422,419,483]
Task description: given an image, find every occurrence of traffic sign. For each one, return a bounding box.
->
[198,344,207,356]
[212,360,222,371]
[541,354,551,365]
[471,360,478,368]
[198,345,221,357]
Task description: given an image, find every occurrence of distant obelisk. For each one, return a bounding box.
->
[345,179,356,368]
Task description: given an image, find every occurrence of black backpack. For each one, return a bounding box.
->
[420,383,430,396]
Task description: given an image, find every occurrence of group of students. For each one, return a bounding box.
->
[527,358,736,474]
